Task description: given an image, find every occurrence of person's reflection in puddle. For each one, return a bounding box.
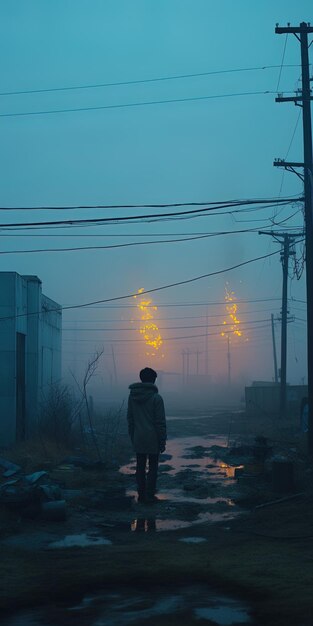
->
[131,518,157,532]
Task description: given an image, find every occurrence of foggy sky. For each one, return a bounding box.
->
[0,1,311,391]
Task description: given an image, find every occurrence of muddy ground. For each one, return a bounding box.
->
[0,408,312,625]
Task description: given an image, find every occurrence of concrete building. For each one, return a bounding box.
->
[245,381,307,420]
[0,273,62,446]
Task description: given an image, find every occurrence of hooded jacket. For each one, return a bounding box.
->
[127,382,166,454]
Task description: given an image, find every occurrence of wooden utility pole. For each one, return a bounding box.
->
[271,313,279,384]
[227,335,231,386]
[259,231,301,417]
[275,22,313,450]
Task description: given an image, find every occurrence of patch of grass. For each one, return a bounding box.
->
[0,533,312,624]
[0,438,72,472]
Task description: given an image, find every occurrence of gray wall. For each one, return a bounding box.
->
[245,384,308,419]
[0,272,62,446]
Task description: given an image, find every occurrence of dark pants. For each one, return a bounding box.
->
[136,453,159,499]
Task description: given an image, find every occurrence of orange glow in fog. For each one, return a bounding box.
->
[221,285,246,340]
[133,288,164,357]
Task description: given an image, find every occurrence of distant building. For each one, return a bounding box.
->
[0,273,62,446]
[245,381,308,419]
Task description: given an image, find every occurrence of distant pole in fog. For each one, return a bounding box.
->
[196,350,199,375]
[111,345,117,385]
[271,314,278,383]
[259,230,301,417]
[227,335,231,386]
[186,348,190,382]
[182,350,186,386]
[205,308,209,376]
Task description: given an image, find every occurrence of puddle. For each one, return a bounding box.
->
[120,436,237,481]
[130,518,192,531]
[195,603,251,624]
[2,584,256,625]
[119,435,244,531]
[127,509,238,532]
[179,536,207,543]
[120,436,227,476]
[127,487,235,506]
[48,533,112,548]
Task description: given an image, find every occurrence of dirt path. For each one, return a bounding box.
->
[0,409,312,625]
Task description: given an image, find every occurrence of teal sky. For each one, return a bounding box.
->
[0,1,311,386]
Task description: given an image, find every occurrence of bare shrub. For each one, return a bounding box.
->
[83,403,124,465]
[71,350,104,461]
[38,384,75,447]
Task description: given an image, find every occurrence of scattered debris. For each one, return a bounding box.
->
[254,492,305,510]
[0,463,66,520]
[0,457,22,474]
[25,471,48,484]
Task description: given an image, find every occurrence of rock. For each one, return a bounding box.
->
[0,457,21,473]
[25,471,48,484]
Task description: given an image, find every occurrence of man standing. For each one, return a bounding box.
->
[127,367,167,503]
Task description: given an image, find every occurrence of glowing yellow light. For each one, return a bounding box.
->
[133,288,164,357]
[221,284,246,341]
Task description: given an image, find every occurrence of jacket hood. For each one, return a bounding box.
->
[128,382,158,403]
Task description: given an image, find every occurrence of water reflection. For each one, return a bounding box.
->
[120,436,229,478]
[2,584,254,626]
[131,518,156,532]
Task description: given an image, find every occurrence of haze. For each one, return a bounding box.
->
[0,1,310,406]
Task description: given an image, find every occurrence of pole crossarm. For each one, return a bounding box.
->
[276,96,313,103]
[258,230,303,239]
[275,24,313,34]
[273,160,304,168]
[273,159,305,181]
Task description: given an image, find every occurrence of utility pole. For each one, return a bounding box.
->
[271,313,279,384]
[227,335,231,386]
[275,22,313,451]
[111,345,117,385]
[259,231,301,417]
[182,349,186,387]
[186,348,190,383]
[205,308,209,376]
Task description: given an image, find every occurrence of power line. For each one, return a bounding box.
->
[62,318,270,332]
[0,90,296,119]
[62,297,282,312]
[0,249,281,322]
[0,223,303,256]
[0,64,301,97]
[276,34,289,91]
[62,297,283,310]
[61,323,271,344]
[0,224,303,237]
[0,196,300,211]
[0,199,302,229]
[62,307,282,323]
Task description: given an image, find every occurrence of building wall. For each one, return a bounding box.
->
[0,273,20,445]
[24,276,41,438]
[40,294,62,399]
[0,272,62,446]
[245,384,308,419]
